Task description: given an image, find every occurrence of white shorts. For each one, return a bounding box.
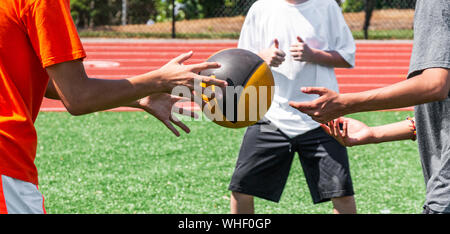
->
[0,175,46,214]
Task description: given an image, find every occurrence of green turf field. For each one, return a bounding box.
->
[35,111,424,214]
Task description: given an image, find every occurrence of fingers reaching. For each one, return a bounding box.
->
[173,105,198,119]
[300,87,328,96]
[191,90,209,110]
[160,51,227,93]
[288,101,314,111]
[189,62,221,74]
[342,118,348,138]
[158,110,192,137]
[320,123,332,136]
[172,96,199,119]
[170,115,191,134]
[325,119,346,146]
[333,119,341,138]
[172,51,194,64]
[197,74,228,88]
[162,119,181,137]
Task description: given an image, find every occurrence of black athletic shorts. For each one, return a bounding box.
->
[228,119,355,204]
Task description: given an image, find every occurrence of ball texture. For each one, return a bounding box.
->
[199,48,274,128]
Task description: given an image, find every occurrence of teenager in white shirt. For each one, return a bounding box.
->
[228,0,357,214]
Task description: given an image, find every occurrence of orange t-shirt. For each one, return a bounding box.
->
[0,0,86,185]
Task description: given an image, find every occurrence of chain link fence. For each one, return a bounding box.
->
[73,0,416,40]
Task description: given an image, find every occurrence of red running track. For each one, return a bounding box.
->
[41,40,414,112]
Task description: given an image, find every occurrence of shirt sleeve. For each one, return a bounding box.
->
[327,2,356,68]
[21,0,86,68]
[407,0,450,78]
[238,4,263,54]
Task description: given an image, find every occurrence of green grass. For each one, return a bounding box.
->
[352,29,414,40]
[35,111,424,214]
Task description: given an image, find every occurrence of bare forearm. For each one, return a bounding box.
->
[342,68,450,114]
[370,120,416,144]
[47,60,167,115]
[311,49,351,68]
[62,71,166,115]
[46,52,224,116]
[46,78,151,111]
[46,74,160,111]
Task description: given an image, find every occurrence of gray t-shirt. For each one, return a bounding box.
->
[408,0,450,213]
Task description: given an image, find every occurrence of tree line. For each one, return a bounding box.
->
[70,0,254,28]
[71,0,416,29]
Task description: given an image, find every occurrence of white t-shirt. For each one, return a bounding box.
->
[238,0,356,138]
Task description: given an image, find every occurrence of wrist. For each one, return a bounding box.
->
[406,117,417,141]
[338,93,357,116]
[369,126,384,144]
[309,48,321,63]
[147,69,170,93]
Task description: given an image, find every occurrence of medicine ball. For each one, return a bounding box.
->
[199,48,274,128]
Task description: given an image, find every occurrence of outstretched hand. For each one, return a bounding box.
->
[132,93,197,137]
[157,51,228,92]
[320,117,374,147]
[289,87,348,123]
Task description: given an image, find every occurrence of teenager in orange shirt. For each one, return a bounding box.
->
[0,0,226,213]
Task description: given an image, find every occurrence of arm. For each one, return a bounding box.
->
[343,68,450,113]
[290,36,352,68]
[309,50,352,68]
[45,62,198,137]
[45,79,60,100]
[290,68,450,123]
[370,119,416,143]
[45,52,226,116]
[125,93,197,137]
[321,117,416,147]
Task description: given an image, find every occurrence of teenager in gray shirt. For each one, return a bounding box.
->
[289,0,450,213]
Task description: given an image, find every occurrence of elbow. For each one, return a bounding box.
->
[421,68,450,102]
[66,106,88,116]
[426,83,449,103]
[429,77,450,102]
[335,58,353,68]
[65,103,90,116]
[343,62,353,69]
[62,93,93,116]
[432,88,449,102]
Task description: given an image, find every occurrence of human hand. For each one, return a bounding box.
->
[133,93,198,137]
[321,117,375,147]
[258,39,286,67]
[289,87,348,123]
[290,36,316,63]
[156,51,227,92]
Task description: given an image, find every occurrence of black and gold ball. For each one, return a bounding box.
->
[199,48,274,128]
